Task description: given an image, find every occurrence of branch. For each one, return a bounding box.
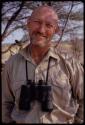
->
[3,25,26,41]
[64,25,82,34]
[2,43,17,54]
[2,15,29,24]
[2,42,22,54]
[55,1,74,48]
[2,1,24,42]
[2,6,18,16]
[15,16,29,21]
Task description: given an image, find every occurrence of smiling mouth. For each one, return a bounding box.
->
[33,36,46,41]
[35,33,46,38]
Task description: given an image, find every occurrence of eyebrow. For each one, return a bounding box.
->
[32,18,57,23]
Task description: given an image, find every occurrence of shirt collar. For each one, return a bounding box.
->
[19,42,60,63]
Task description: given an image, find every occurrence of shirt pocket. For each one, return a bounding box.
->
[50,73,71,108]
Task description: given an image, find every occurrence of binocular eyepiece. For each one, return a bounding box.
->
[19,80,53,112]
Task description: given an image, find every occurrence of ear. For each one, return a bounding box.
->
[55,24,60,33]
[27,16,31,28]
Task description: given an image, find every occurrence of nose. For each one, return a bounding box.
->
[38,23,46,34]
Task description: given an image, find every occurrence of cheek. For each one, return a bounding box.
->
[46,29,55,38]
[29,24,39,34]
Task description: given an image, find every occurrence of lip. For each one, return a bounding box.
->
[35,36,46,41]
[33,35,46,40]
[35,33,46,38]
[37,36,45,38]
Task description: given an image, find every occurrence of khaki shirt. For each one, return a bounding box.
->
[2,44,84,123]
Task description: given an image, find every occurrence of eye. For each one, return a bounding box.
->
[33,20,41,24]
[46,23,54,28]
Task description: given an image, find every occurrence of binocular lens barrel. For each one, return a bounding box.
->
[19,85,31,111]
[19,80,53,112]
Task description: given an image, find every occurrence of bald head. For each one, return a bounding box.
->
[27,5,60,48]
[30,5,58,21]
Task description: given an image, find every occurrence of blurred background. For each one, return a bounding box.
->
[1,1,84,69]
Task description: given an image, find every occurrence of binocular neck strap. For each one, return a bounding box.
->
[26,60,28,81]
[25,56,52,84]
[46,56,52,84]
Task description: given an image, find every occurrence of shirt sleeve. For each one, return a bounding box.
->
[67,58,84,123]
[2,61,15,123]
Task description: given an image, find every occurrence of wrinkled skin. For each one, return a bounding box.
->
[27,6,59,64]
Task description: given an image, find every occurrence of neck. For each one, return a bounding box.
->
[29,44,50,64]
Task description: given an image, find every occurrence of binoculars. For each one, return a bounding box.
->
[19,80,53,112]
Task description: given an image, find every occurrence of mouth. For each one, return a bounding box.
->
[32,34,46,41]
[36,34,46,38]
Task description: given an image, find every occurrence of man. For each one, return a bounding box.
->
[2,5,83,123]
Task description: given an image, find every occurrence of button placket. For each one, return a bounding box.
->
[35,67,40,83]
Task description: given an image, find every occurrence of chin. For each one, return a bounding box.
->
[32,40,47,47]
[34,43,46,48]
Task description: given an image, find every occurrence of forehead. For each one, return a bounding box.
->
[30,6,58,22]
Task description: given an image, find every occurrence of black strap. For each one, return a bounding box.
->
[46,56,52,84]
[26,60,28,81]
[25,57,52,85]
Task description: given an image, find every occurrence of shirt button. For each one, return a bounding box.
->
[35,69,39,74]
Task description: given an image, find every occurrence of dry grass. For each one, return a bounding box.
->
[2,41,84,65]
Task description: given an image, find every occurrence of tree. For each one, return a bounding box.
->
[70,32,83,61]
[2,1,83,42]
[1,1,84,63]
